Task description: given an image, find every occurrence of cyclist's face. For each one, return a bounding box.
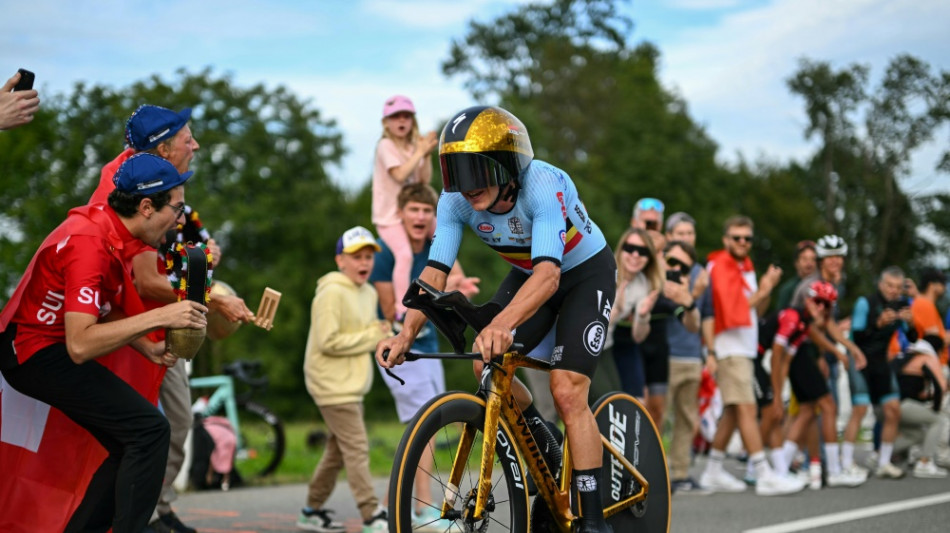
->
[336,247,375,286]
[400,201,435,243]
[462,185,499,211]
[621,233,650,274]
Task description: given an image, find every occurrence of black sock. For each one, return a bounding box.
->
[574,468,605,521]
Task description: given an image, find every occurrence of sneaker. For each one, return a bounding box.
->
[913,460,949,479]
[864,450,880,471]
[362,507,388,533]
[699,469,747,493]
[875,462,905,479]
[670,477,712,495]
[808,462,823,490]
[297,508,345,532]
[149,512,197,533]
[827,468,866,488]
[755,471,806,496]
[572,517,614,533]
[412,507,458,532]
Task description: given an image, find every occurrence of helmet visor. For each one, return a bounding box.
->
[440,152,513,193]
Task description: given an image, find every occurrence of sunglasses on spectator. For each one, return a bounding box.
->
[636,198,664,212]
[622,242,651,256]
[813,299,832,308]
[666,257,691,271]
[728,235,753,243]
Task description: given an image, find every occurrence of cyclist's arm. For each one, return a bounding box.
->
[376,266,447,367]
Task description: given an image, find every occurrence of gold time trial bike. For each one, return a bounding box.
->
[383,279,670,533]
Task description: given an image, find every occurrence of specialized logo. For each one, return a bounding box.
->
[451,113,467,134]
[583,321,606,355]
[477,222,494,233]
[508,217,524,234]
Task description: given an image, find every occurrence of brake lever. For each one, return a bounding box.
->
[380,349,406,386]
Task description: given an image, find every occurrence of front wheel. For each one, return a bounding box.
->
[389,392,531,532]
[591,392,670,533]
[236,400,285,478]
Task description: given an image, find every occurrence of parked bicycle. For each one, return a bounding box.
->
[384,280,670,532]
[190,360,286,478]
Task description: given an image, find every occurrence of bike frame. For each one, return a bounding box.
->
[189,375,245,449]
[444,350,651,533]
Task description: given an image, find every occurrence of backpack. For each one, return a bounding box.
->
[189,415,242,491]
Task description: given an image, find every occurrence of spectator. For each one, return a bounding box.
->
[775,241,817,311]
[609,228,663,399]
[662,239,706,493]
[371,95,438,323]
[665,212,709,300]
[698,215,805,495]
[846,266,916,479]
[90,105,252,533]
[909,268,949,365]
[0,153,206,532]
[299,226,391,533]
[893,338,949,478]
[0,71,39,130]
[631,197,666,254]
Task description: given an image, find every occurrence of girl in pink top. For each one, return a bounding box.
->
[372,95,438,319]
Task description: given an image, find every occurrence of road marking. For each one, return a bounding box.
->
[743,491,950,533]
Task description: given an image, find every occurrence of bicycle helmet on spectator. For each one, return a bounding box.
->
[815,234,848,258]
[438,106,533,193]
[807,280,839,304]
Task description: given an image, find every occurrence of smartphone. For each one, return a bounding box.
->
[666,270,682,283]
[644,220,659,231]
[13,69,34,91]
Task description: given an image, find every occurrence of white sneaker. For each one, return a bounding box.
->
[699,469,747,493]
[297,508,345,532]
[913,460,949,479]
[827,468,866,488]
[935,448,950,469]
[875,462,905,479]
[362,506,388,533]
[808,463,823,490]
[755,471,806,496]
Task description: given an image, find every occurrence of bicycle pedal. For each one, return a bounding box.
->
[253,288,281,330]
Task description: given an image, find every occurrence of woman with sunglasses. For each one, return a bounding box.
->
[607,228,663,399]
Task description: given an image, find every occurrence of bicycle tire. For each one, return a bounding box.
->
[235,400,285,478]
[591,392,670,533]
[389,392,531,532]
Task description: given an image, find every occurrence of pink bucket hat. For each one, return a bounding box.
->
[383,95,416,118]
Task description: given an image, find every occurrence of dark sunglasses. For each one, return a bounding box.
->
[666,257,692,271]
[728,235,753,243]
[813,299,832,308]
[622,242,651,256]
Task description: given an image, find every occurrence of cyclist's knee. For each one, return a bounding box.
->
[549,371,590,416]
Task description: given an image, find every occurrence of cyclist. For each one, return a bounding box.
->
[377,106,616,533]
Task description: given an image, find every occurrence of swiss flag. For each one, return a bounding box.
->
[0,205,166,532]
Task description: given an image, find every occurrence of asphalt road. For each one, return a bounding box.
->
[171,454,950,533]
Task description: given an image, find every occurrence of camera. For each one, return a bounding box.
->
[884,299,908,311]
[665,270,682,283]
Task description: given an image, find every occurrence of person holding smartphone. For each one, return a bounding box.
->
[0,70,40,130]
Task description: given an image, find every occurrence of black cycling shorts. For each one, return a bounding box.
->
[753,353,773,408]
[789,350,829,403]
[489,246,616,378]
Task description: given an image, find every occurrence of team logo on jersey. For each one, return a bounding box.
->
[559,229,567,244]
[551,345,564,364]
[477,222,495,233]
[556,192,567,219]
[508,217,524,234]
[584,321,606,355]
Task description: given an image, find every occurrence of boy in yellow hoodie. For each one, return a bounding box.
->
[298,226,392,533]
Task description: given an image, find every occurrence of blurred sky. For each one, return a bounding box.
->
[4,0,949,196]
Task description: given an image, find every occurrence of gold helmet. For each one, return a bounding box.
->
[438,106,534,193]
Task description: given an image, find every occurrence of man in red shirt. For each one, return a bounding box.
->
[92,104,252,533]
[0,153,207,533]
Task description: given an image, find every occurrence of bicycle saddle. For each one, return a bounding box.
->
[402,278,502,354]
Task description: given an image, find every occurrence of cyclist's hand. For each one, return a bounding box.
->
[159,300,208,329]
[474,323,513,363]
[376,334,412,368]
